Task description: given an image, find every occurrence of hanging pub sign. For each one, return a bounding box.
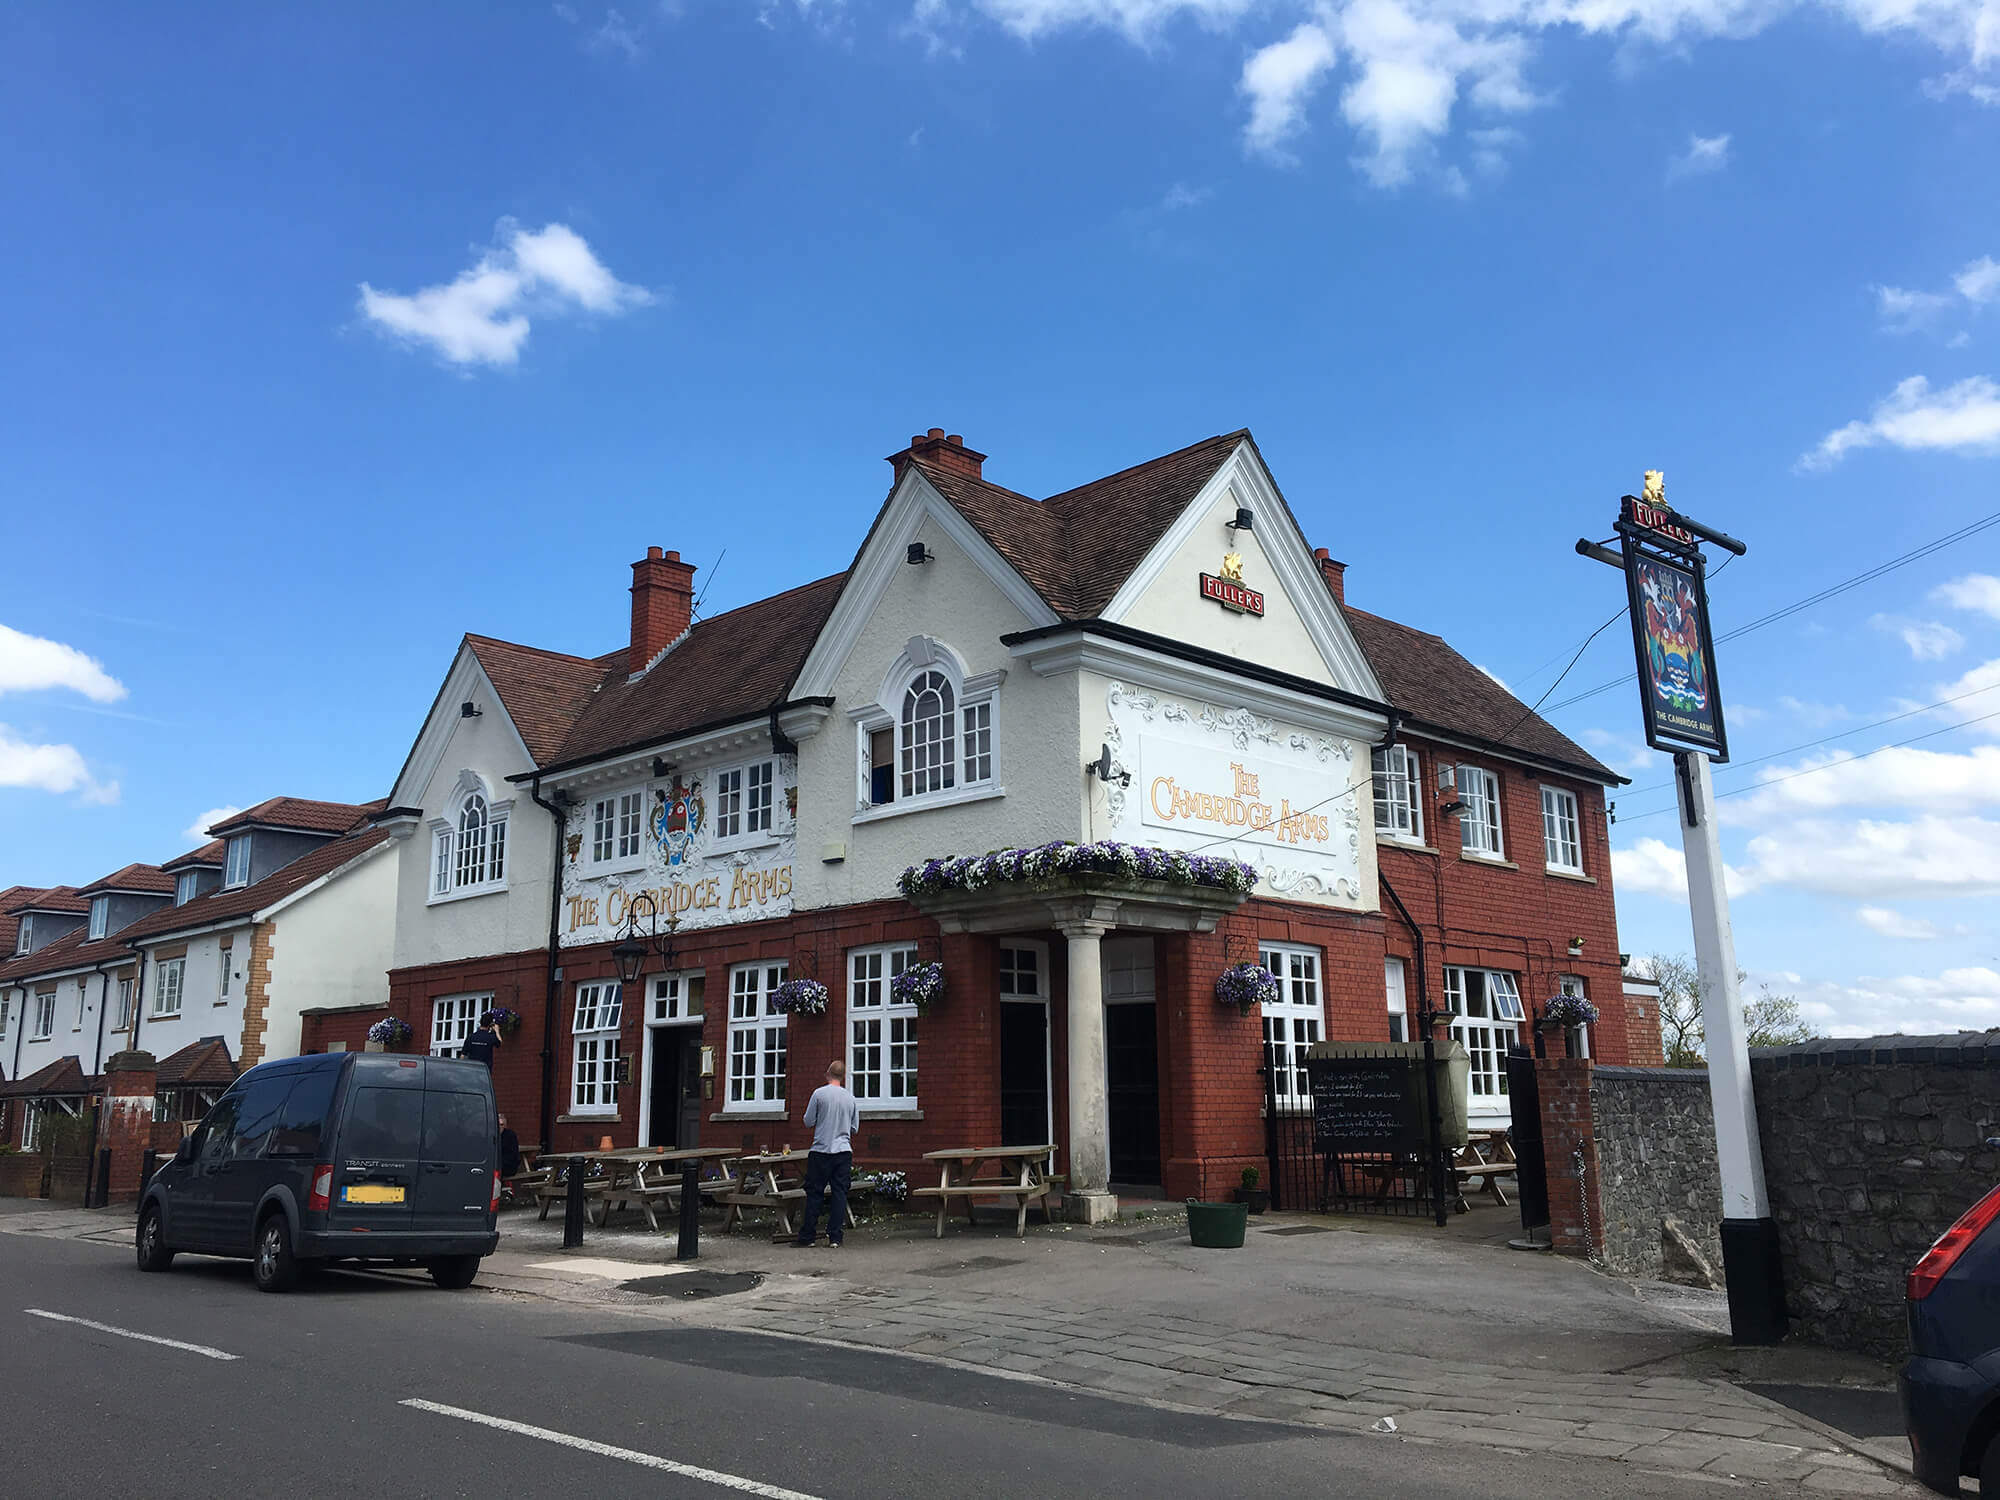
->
[1615,477,1729,760]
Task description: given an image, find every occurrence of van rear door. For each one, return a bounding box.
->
[412,1061,497,1234]
[327,1057,424,1234]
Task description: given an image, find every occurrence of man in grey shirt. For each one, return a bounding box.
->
[794,1061,860,1248]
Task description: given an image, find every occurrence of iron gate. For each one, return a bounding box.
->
[1505,1045,1549,1233]
[1262,1042,1452,1222]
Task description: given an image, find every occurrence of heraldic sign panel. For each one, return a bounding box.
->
[1100,681,1364,907]
[558,756,798,947]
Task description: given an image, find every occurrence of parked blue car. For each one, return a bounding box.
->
[1902,1179,2000,1495]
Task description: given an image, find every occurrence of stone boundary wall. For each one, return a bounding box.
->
[1590,1065,1724,1285]
[1752,1032,2000,1357]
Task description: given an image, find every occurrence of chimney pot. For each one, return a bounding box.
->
[928,427,945,440]
[1316,550,1348,607]
[1314,547,1329,561]
[647,545,663,560]
[947,434,962,446]
[665,550,680,562]
[888,427,988,482]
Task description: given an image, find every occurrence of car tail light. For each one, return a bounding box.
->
[1908,1182,2000,1299]
[307,1165,334,1214]
[490,1171,502,1213]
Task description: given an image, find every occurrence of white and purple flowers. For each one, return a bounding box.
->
[1214,962,1280,1011]
[899,841,1257,900]
[890,960,946,1014]
[367,1015,414,1046]
[770,978,830,1016]
[1542,993,1600,1028]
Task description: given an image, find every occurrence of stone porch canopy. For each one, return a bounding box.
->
[901,842,1254,1223]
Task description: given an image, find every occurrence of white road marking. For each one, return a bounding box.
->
[24,1308,240,1361]
[526,1257,693,1281]
[401,1399,822,1498]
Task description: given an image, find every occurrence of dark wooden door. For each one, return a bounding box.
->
[1106,1003,1161,1186]
[999,1003,1049,1147]
[676,1036,703,1149]
[646,1033,677,1148]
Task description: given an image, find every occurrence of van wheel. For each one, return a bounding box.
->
[253,1212,300,1293]
[136,1206,175,1273]
[429,1255,479,1290]
[1981,1431,1999,1495]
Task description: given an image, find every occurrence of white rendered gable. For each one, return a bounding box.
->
[388,645,539,812]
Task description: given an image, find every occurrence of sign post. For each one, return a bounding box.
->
[1580,475,1786,1345]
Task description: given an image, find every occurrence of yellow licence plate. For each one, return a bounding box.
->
[342,1183,405,1205]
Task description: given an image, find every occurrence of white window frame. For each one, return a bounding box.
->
[22,1102,40,1152]
[427,777,512,904]
[1385,956,1409,1043]
[1540,785,1583,874]
[153,958,184,1019]
[0,993,9,1042]
[15,915,29,955]
[847,944,919,1110]
[570,980,624,1115]
[1259,943,1324,1112]
[218,947,232,1003]
[224,835,252,889]
[113,978,132,1033]
[1371,745,1424,844]
[588,787,647,869]
[32,989,56,1041]
[73,981,87,1031]
[1445,966,1524,1107]
[649,971,705,1025]
[1456,765,1505,859]
[850,639,1004,823]
[711,758,780,852]
[1558,973,1591,1059]
[430,992,489,1058]
[725,961,789,1111]
[87,898,108,941]
[174,871,198,906]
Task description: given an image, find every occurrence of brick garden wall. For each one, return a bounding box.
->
[1752,1033,2000,1357]
[1590,1065,1723,1284]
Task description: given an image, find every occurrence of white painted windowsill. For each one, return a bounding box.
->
[426,882,509,908]
[852,784,1005,826]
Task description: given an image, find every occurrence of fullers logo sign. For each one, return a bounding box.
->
[1144,749,1332,850]
[1200,553,1264,616]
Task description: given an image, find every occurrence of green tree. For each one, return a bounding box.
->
[1638,951,1819,1068]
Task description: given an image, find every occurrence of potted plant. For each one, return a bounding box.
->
[891,962,946,1016]
[770,978,830,1016]
[1540,993,1600,1058]
[1236,1166,1269,1215]
[488,1004,524,1040]
[365,1015,414,1052]
[1185,1196,1249,1249]
[1214,961,1279,1018]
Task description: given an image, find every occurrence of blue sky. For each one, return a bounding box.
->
[4,1,1998,1035]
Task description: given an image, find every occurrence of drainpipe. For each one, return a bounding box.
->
[10,984,23,1081]
[528,775,569,1156]
[90,961,115,1076]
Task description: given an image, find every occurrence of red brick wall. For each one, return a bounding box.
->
[1377,733,1649,1065]
[1535,1057,1603,1259]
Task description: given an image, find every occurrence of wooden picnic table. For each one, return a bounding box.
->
[913,1144,1058,1238]
[718,1150,857,1240]
[594,1147,740,1230]
[1451,1129,1517,1210]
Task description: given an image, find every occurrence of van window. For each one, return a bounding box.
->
[422,1091,491,1163]
[339,1087,424,1160]
[230,1074,294,1159]
[195,1094,241,1167]
[269,1069,341,1157]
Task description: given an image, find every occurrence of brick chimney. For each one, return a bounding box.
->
[888,427,986,482]
[629,546,697,675]
[1314,547,1347,607]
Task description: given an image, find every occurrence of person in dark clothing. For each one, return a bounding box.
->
[460,1011,501,1070]
[498,1112,522,1178]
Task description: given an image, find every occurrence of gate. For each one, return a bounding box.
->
[1505,1046,1549,1234]
[1262,1041,1454,1224]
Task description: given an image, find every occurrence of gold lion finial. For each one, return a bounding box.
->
[1642,470,1665,505]
[1220,551,1244,583]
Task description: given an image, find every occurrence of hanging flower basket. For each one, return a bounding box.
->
[366,1015,414,1049]
[1214,962,1279,1017]
[487,1005,524,1039]
[770,978,830,1016]
[1543,993,1600,1028]
[900,841,1257,900]
[890,961,946,1015]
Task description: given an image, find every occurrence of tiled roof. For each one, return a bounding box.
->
[542,573,848,772]
[5,885,88,916]
[78,863,176,898]
[0,886,44,956]
[156,1036,237,1088]
[0,925,148,986]
[207,797,375,837]
[465,635,614,767]
[0,1056,95,1099]
[122,823,395,944]
[1344,608,1617,783]
[161,841,226,872]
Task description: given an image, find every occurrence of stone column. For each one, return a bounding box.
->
[101,1050,159,1204]
[1054,906,1119,1225]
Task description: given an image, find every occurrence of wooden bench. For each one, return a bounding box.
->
[911,1181,1056,1237]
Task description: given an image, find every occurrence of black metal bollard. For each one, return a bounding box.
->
[136,1148,158,1210]
[677,1159,700,1262]
[562,1155,588,1250]
[93,1148,111,1209]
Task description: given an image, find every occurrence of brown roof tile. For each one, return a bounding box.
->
[161,841,226,873]
[1344,608,1617,783]
[0,925,145,987]
[155,1036,237,1088]
[207,797,375,837]
[466,635,614,767]
[5,885,88,916]
[544,573,848,772]
[0,885,44,956]
[122,824,395,944]
[78,863,176,898]
[0,1056,94,1099]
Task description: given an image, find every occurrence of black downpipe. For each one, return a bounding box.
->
[10,984,23,1082]
[529,776,568,1156]
[1381,872,1449,1228]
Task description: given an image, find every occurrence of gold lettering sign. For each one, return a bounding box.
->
[565,867,794,934]
[1147,774,1331,846]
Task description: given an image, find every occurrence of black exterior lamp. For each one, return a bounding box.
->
[611,889,681,987]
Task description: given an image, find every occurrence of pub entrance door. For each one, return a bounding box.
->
[1103,936,1160,1191]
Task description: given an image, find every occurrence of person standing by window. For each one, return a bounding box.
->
[460,1011,501,1071]
[792,1061,858,1249]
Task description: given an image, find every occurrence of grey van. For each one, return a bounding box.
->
[137,1051,500,1292]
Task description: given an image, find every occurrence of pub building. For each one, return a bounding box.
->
[321,427,1652,1219]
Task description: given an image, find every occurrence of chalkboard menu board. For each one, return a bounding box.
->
[1308,1058,1427,1153]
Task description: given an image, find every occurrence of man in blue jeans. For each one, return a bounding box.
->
[794,1060,859,1248]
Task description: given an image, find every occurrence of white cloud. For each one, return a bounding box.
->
[1759,967,2000,1038]
[1799,375,2000,470]
[1934,573,2000,620]
[0,724,117,805]
[0,624,127,703]
[1855,906,1964,940]
[1876,284,1954,333]
[1869,612,1965,660]
[1725,745,2000,819]
[1611,835,1755,900]
[1475,663,1508,690]
[1737,814,2000,897]
[183,805,243,842]
[587,8,645,57]
[358,220,653,369]
[1667,132,1730,179]
[1777,695,1849,727]
[1160,181,1212,209]
[1957,255,2000,305]
[1241,23,1338,161]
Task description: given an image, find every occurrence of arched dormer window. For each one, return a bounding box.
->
[429,774,511,901]
[853,637,1003,820]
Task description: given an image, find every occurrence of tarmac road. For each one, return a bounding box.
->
[0,1230,1863,1499]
